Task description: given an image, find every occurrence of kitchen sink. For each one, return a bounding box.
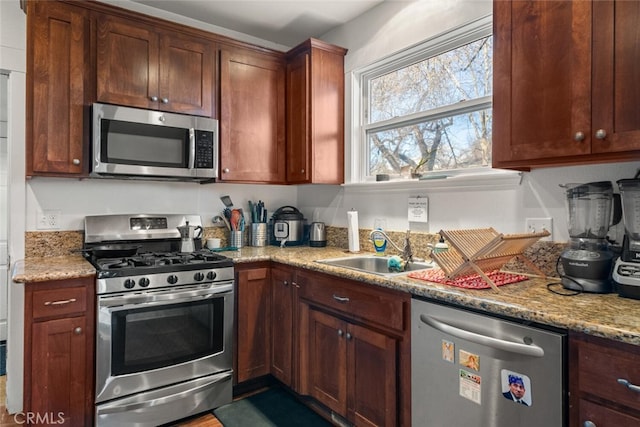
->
[316,255,433,277]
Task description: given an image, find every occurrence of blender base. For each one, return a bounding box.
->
[561,276,614,293]
[612,258,640,300]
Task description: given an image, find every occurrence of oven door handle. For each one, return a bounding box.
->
[96,371,233,415]
[99,283,233,309]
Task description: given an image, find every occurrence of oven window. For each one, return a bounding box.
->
[101,119,189,168]
[111,298,224,375]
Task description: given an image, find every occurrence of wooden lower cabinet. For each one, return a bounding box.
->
[569,332,640,427]
[305,307,397,427]
[270,264,297,389]
[297,269,410,427]
[24,277,95,427]
[234,263,272,383]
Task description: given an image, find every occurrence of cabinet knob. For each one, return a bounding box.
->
[573,132,585,142]
[292,281,300,288]
[583,421,596,427]
[338,329,343,337]
[283,280,289,286]
[150,96,159,102]
[162,98,169,104]
[346,332,352,340]
[73,327,82,335]
[223,168,230,173]
[300,169,305,174]
[72,158,80,165]
[595,129,607,139]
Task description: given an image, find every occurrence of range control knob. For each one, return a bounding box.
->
[206,271,217,281]
[139,277,150,287]
[124,279,135,289]
[167,275,178,285]
[194,272,205,281]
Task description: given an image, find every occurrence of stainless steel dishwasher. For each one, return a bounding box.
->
[411,297,566,426]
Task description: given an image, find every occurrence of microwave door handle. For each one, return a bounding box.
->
[188,128,196,169]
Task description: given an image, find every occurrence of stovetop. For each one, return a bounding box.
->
[91,250,234,278]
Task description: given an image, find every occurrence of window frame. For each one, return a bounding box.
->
[348,14,517,187]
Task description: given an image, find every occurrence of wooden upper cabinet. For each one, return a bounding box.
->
[27,0,90,176]
[492,0,640,169]
[219,46,286,183]
[96,14,214,117]
[286,39,347,184]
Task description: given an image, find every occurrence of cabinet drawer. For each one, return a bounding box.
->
[31,286,88,320]
[580,399,640,427]
[577,339,640,411]
[298,271,405,332]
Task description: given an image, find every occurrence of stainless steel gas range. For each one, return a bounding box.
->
[83,214,234,427]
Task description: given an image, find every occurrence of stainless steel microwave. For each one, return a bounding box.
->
[92,103,218,182]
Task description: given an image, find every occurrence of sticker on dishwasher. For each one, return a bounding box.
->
[459,369,481,405]
[441,339,454,363]
[459,349,480,371]
[500,369,532,407]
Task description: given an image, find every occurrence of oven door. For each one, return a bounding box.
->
[96,282,233,404]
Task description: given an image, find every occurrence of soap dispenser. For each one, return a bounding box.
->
[372,219,388,255]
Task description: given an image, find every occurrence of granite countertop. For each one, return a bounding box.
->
[12,246,640,345]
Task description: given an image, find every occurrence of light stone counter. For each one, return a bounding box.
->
[13,245,640,345]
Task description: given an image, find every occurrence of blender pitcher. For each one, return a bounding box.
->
[559,181,622,293]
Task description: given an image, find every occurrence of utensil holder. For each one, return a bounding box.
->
[230,230,244,248]
[251,223,267,247]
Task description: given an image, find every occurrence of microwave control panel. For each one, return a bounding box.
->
[195,131,215,169]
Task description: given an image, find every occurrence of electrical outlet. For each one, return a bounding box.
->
[525,217,552,240]
[37,209,61,230]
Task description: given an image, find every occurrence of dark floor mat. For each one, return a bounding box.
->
[213,387,331,427]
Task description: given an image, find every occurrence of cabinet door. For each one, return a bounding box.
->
[347,322,397,427]
[307,308,347,415]
[219,47,286,183]
[30,316,88,427]
[270,266,295,387]
[28,1,89,176]
[96,15,159,109]
[591,0,640,154]
[493,0,592,165]
[235,267,271,383]
[286,51,311,183]
[158,31,215,116]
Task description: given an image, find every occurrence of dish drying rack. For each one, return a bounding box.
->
[431,228,550,291]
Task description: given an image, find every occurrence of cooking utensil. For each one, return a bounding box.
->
[73,244,140,258]
[220,195,234,208]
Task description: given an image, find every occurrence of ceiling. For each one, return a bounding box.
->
[130,0,385,47]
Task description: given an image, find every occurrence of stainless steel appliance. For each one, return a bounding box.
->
[559,181,621,293]
[92,103,218,182]
[613,177,640,299]
[270,206,306,246]
[412,298,566,427]
[83,214,234,427]
[309,222,327,247]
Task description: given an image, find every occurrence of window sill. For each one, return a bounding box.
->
[342,170,523,193]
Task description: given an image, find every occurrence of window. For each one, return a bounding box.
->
[354,16,493,182]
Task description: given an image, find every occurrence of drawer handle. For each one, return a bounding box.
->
[332,294,350,303]
[44,298,77,306]
[617,378,640,393]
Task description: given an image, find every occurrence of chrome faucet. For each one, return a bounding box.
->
[369,229,414,264]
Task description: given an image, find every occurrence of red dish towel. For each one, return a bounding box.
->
[407,269,528,289]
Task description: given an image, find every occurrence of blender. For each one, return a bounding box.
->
[559,181,621,293]
[613,178,640,299]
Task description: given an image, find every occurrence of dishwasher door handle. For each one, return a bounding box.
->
[419,314,545,358]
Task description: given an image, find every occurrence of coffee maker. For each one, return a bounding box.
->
[560,181,621,293]
[613,178,640,299]
[177,221,203,253]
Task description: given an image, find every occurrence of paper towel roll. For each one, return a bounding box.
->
[347,210,360,253]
